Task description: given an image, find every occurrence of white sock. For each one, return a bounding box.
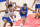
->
[20,23,23,26]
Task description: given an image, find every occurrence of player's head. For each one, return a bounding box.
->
[8,4,12,10]
[23,3,27,9]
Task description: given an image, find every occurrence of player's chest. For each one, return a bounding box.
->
[22,10,27,12]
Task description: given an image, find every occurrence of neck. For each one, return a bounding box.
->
[9,10,12,12]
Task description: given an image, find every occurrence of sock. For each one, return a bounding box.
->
[35,17,36,18]
[38,16,40,19]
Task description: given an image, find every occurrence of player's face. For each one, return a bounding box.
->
[23,6,27,9]
[9,7,12,10]
[10,2,12,4]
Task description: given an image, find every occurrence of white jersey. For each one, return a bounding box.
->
[35,0,40,4]
[5,2,16,18]
[3,10,13,17]
[3,12,9,17]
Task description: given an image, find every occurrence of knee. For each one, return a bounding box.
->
[4,20,7,23]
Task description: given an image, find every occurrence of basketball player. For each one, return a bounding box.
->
[32,0,40,12]
[32,0,40,18]
[5,0,16,22]
[16,3,36,27]
[0,4,21,27]
[0,4,14,27]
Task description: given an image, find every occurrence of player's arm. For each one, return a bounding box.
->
[13,5,17,10]
[11,2,16,6]
[5,4,8,10]
[27,7,36,13]
[0,10,7,12]
[13,2,16,5]
[32,0,36,7]
[13,9,25,14]
[16,5,22,9]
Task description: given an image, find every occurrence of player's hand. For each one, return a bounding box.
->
[11,18,14,19]
[22,11,25,14]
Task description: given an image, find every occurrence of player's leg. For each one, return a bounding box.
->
[2,17,7,27]
[37,4,40,18]
[35,9,37,18]
[9,22,13,27]
[21,15,27,26]
[35,4,38,12]
[7,17,13,27]
[38,16,40,19]
[35,4,38,18]
[38,4,40,12]
[38,9,40,12]
[35,9,37,12]
[22,17,25,26]
[38,9,40,18]
[3,21,7,27]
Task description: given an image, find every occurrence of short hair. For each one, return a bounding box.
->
[8,4,12,8]
[23,3,27,6]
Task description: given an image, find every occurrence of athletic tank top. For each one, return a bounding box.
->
[8,10,13,16]
[20,7,27,15]
[3,10,9,17]
[35,0,40,4]
[3,9,13,17]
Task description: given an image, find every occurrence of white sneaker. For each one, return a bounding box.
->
[20,25,22,27]
[20,24,23,27]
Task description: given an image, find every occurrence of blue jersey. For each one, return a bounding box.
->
[20,7,27,16]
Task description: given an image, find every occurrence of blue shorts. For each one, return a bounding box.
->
[2,17,12,22]
[21,15,27,19]
[35,4,40,9]
[20,14,27,19]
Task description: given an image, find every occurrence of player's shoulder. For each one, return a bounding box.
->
[27,7,29,9]
[20,7,23,9]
